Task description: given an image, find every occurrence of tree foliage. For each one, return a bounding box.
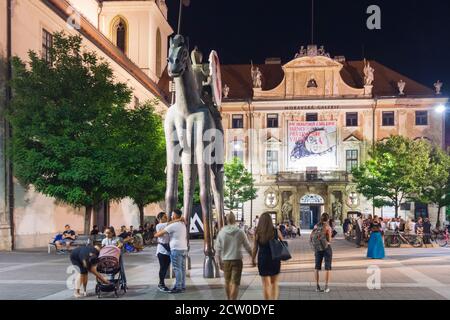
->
[8,33,165,232]
[413,146,450,226]
[105,101,166,225]
[224,157,257,212]
[352,136,431,218]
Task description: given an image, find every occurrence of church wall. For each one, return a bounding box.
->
[4,0,169,249]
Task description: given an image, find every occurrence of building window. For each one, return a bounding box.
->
[346,150,358,173]
[42,29,53,63]
[267,114,278,128]
[232,114,244,129]
[231,140,244,162]
[266,150,279,175]
[346,112,358,127]
[156,28,162,77]
[306,113,318,122]
[415,111,428,126]
[382,111,395,126]
[112,17,127,53]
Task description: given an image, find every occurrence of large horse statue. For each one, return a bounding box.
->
[165,34,225,278]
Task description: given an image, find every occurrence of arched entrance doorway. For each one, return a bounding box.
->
[299,194,325,229]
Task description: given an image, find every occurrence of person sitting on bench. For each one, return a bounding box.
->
[55,225,77,253]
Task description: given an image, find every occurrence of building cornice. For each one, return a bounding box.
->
[42,0,169,106]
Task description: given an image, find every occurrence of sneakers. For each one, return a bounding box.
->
[169,288,184,294]
[158,284,170,293]
[316,285,330,293]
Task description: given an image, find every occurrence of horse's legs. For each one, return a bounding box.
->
[197,161,219,278]
[165,160,180,220]
[211,166,225,229]
[182,155,197,271]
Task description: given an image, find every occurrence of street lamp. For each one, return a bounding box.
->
[435,104,447,113]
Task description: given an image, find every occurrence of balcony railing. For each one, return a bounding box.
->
[276,171,350,183]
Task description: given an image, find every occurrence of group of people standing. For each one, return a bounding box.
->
[351,214,385,259]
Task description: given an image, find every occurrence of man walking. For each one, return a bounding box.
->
[355,213,363,248]
[216,212,253,300]
[154,209,187,294]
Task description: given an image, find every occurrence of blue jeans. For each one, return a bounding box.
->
[170,250,186,290]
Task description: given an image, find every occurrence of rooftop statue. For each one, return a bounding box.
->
[363,59,375,86]
[398,80,406,95]
[434,80,443,95]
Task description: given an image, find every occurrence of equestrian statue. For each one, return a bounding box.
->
[165,34,225,278]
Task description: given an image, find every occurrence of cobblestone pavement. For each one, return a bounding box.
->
[0,232,449,300]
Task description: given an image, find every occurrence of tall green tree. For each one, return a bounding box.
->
[352,136,430,218]
[414,146,450,227]
[8,33,132,233]
[224,157,257,214]
[106,101,166,226]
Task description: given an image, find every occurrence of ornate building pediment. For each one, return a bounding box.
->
[254,46,365,100]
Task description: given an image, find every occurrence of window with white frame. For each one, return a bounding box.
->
[266,150,279,175]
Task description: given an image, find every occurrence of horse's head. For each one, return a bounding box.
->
[168,34,190,78]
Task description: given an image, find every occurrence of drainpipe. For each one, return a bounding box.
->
[97,1,103,30]
[248,99,254,227]
[6,0,14,250]
[371,97,378,217]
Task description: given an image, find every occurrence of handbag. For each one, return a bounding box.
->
[269,229,292,261]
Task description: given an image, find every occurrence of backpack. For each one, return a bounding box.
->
[311,223,329,252]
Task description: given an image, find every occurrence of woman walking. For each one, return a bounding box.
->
[367,216,385,259]
[251,212,283,300]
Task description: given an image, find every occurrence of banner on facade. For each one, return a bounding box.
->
[287,121,337,170]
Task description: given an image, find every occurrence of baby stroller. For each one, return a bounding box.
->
[95,245,127,298]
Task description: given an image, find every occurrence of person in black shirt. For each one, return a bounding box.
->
[423,218,432,244]
[90,225,99,236]
[56,225,77,252]
[70,245,109,298]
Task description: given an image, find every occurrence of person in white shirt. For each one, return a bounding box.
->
[154,209,188,294]
[101,228,121,247]
[155,212,171,292]
[100,227,127,286]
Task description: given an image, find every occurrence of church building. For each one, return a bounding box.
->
[0,0,172,250]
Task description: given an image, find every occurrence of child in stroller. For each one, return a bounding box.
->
[95,245,127,298]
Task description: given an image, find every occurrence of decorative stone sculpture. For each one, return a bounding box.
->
[251,66,262,89]
[363,59,375,86]
[281,195,293,222]
[398,80,406,95]
[332,200,343,222]
[223,84,230,99]
[165,35,225,278]
[434,80,443,95]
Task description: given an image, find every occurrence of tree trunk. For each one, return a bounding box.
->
[394,205,399,219]
[84,205,93,235]
[436,207,441,228]
[138,204,145,226]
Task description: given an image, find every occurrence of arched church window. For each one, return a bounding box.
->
[156,28,162,77]
[111,17,128,54]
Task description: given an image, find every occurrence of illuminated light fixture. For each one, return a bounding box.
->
[435,104,447,113]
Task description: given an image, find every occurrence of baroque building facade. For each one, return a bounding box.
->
[0,0,172,250]
[214,46,447,229]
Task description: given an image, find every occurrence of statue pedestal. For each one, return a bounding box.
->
[203,255,220,279]
[364,85,373,96]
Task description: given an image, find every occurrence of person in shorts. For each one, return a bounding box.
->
[216,212,252,300]
[70,245,110,298]
[55,225,77,253]
[311,213,333,293]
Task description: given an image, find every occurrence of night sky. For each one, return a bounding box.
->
[166,0,450,143]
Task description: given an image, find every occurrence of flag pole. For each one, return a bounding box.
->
[178,0,183,34]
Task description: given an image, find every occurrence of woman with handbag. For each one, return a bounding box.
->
[251,212,284,300]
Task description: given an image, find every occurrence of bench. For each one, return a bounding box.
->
[48,235,91,254]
